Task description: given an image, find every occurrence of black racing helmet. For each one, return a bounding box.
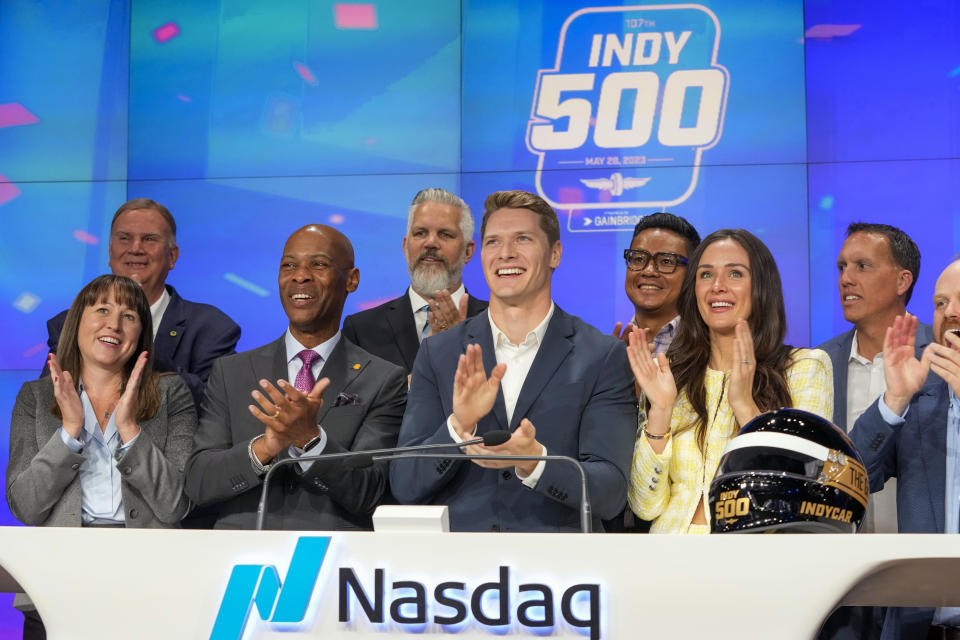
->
[709,408,868,533]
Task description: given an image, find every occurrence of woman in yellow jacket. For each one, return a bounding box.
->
[626,229,832,534]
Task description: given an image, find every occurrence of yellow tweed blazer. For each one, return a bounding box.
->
[627,348,833,534]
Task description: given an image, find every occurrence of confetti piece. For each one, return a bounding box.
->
[329,213,345,224]
[73,230,99,245]
[224,273,269,297]
[804,24,861,40]
[153,22,180,43]
[0,176,21,206]
[819,195,835,210]
[23,343,47,358]
[293,61,319,86]
[364,138,378,145]
[0,103,39,128]
[176,94,192,102]
[334,3,377,30]
[13,292,41,313]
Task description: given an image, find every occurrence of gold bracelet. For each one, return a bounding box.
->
[643,428,669,440]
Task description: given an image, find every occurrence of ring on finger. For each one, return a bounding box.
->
[271,409,281,419]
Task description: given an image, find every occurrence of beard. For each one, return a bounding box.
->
[407,249,465,297]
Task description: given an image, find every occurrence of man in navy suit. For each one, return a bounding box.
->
[45,198,240,406]
[342,188,487,374]
[849,259,960,639]
[390,190,636,532]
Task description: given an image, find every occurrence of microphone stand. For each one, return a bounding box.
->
[375,452,593,533]
[254,433,508,530]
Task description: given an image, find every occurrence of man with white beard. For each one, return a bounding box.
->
[342,188,488,374]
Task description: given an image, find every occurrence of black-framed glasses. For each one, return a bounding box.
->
[623,249,689,274]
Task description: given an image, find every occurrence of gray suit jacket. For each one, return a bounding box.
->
[183,335,407,530]
[6,375,196,528]
[817,322,933,430]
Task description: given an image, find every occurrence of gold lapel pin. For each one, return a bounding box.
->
[169,330,177,337]
[352,363,361,370]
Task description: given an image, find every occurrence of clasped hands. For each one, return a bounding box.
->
[248,377,328,463]
[451,344,542,475]
[882,314,960,415]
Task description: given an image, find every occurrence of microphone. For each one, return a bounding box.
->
[368,452,593,533]
[254,430,511,530]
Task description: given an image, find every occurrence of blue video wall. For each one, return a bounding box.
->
[1,0,959,632]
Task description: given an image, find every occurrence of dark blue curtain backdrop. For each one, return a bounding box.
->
[1,0,958,633]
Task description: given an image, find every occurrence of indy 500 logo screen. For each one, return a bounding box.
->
[526,5,729,231]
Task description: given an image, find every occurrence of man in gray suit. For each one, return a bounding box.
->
[184,225,407,530]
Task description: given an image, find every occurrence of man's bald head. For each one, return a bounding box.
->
[279,224,359,347]
[285,224,355,270]
[934,259,960,350]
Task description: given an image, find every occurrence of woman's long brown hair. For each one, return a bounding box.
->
[665,229,794,449]
[52,275,161,421]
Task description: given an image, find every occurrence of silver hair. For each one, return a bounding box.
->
[407,188,474,240]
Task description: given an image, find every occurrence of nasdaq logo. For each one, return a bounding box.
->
[210,537,331,640]
[526,4,729,230]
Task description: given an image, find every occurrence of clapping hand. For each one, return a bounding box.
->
[114,351,149,443]
[626,328,676,411]
[427,291,470,337]
[464,418,541,475]
[882,314,931,415]
[930,331,960,399]
[728,319,760,426]
[451,344,506,438]
[48,353,84,439]
[611,321,639,345]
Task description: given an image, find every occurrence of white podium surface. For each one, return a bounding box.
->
[1,527,959,640]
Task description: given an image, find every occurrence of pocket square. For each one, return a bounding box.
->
[334,391,361,407]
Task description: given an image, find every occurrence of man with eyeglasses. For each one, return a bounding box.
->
[614,213,701,355]
[606,212,700,534]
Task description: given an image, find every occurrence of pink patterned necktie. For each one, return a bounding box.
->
[294,349,321,393]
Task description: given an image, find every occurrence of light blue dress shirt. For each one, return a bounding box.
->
[58,385,138,525]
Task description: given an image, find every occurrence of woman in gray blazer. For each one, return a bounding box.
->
[6,274,197,639]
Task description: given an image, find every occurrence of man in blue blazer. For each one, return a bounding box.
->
[45,198,240,406]
[849,259,960,639]
[390,190,636,532]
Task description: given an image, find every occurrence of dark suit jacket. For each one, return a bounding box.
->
[389,307,637,532]
[341,289,488,373]
[45,285,240,407]
[817,323,933,430]
[183,335,407,530]
[849,375,949,640]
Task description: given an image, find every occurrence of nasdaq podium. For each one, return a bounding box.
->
[1,527,959,639]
